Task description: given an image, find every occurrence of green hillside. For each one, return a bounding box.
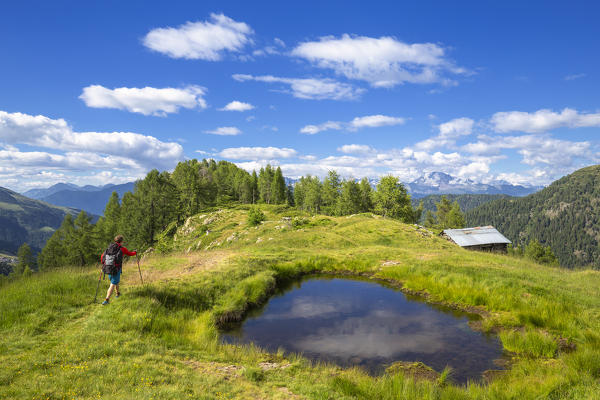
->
[0,186,79,255]
[466,165,600,268]
[2,206,599,399]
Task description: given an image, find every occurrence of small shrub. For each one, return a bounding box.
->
[243,366,264,382]
[292,217,309,228]
[247,207,266,226]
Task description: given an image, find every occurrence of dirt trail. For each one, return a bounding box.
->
[125,250,234,285]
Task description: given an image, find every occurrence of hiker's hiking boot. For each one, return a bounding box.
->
[102,299,109,305]
[116,292,121,298]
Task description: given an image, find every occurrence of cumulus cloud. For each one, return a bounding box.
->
[232,74,364,100]
[300,114,404,134]
[218,100,255,112]
[349,115,405,129]
[228,126,597,187]
[300,121,343,135]
[0,156,143,192]
[490,108,600,133]
[0,111,183,170]
[337,144,375,154]
[203,126,242,136]
[462,134,591,167]
[143,13,253,60]
[291,34,468,88]
[415,117,474,150]
[79,85,207,116]
[218,146,297,160]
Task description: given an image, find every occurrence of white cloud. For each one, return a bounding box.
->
[143,13,253,60]
[227,137,597,187]
[232,74,364,100]
[438,117,474,137]
[349,115,405,129]
[337,144,375,155]
[203,126,242,136]
[79,85,207,116]
[218,146,297,160]
[291,34,468,88]
[300,114,404,134]
[0,160,143,192]
[564,73,586,81]
[218,100,255,112]
[490,108,600,133]
[415,117,474,150]
[462,134,591,168]
[0,111,183,170]
[300,121,343,135]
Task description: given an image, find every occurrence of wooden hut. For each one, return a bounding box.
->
[441,226,511,253]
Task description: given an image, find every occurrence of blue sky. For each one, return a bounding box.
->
[1,0,598,192]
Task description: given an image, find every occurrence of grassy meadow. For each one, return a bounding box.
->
[1,205,600,399]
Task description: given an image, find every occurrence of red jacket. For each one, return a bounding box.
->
[100,242,137,265]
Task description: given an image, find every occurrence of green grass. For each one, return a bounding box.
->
[2,206,600,399]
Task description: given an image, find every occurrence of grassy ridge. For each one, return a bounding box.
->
[2,206,600,399]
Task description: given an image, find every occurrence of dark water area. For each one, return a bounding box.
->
[221,276,505,384]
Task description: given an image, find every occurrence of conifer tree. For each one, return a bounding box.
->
[73,211,96,266]
[258,165,274,203]
[435,196,453,228]
[286,185,295,206]
[358,178,374,212]
[424,210,437,228]
[119,191,142,248]
[373,176,414,221]
[172,159,201,217]
[338,179,362,215]
[295,175,322,213]
[135,169,178,246]
[251,170,258,204]
[321,171,341,215]
[39,225,66,270]
[271,167,286,204]
[446,201,465,229]
[15,243,34,275]
[103,191,121,242]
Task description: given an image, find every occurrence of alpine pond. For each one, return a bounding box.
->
[222,276,506,384]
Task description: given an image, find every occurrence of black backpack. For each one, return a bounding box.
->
[102,242,123,275]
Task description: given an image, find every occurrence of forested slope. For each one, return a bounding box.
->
[466,165,600,268]
[412,194,512,216]
[0,187,79,255]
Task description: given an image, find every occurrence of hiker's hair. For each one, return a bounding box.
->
[114,235,124,243]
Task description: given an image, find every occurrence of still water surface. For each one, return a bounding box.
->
[221,276,504,383]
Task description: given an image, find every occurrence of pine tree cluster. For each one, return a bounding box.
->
[38,161,423,270]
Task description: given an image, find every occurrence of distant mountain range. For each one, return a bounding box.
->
[0,186,80,257]
[466,165,600,268]
[23,182,136,216]
[404,172,542,198]
[287,172,541,198]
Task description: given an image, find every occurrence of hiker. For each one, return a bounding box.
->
[100,235,137,305]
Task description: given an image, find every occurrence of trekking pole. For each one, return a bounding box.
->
[136,253,144,284]
[93,267,103,303]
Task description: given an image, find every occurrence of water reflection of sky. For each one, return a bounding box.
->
[222,277,504,384]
